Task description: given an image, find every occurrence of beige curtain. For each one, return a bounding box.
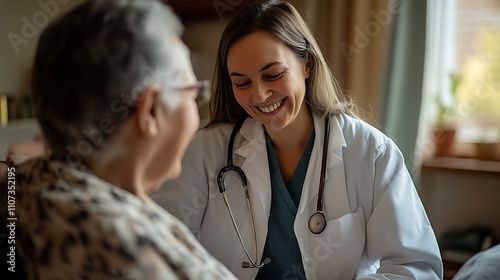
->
[289,0,398,126]
[290,0,429,174]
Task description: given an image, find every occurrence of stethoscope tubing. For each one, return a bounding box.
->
[308,116,329,234]
[217,115,331,269]
[317,116,330,212]
[218,115,267,268]
[221,192,264,268]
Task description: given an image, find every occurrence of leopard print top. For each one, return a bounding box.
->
[0,157,237,280]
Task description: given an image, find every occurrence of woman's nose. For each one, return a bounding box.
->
[252,82,272,103]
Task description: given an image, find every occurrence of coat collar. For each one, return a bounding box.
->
[234,114,346,161]
[233,115,270,215]
[235,113,347,149]
[315,113,346,172]
[233,113,348,209]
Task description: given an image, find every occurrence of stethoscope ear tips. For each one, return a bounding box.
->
[309,212,327,234]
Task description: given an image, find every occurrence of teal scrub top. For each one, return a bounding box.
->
[255,129,315,280]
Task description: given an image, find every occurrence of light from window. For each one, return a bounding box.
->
[454,0,500,142]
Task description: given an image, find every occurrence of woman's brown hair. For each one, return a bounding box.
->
[206,0,356,127]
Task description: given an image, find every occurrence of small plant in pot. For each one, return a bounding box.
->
[432,73,461,157]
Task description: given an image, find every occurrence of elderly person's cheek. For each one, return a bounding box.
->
[157,99,199,184]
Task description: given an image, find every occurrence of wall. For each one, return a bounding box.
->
[0,0,86,95]
[0,0,222,94]
[0,0,86,157]
[182,19,228,80]
[181,18,228,125]
[0,0,228,126]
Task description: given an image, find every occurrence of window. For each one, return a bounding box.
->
[455,0,500,142]
[421,0,500,157]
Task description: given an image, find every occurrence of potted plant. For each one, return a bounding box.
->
[432,73,461,157]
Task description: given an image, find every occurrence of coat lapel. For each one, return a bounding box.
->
[296,114,350,226]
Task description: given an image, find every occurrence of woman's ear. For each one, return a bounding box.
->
[135,86,161,137]
[304,53,313,79]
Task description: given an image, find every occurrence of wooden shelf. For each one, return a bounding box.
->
[422,156,500,173]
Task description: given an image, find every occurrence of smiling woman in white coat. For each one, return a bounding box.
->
[152,1,443,279]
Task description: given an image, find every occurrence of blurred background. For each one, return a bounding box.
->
[1,0,499,278]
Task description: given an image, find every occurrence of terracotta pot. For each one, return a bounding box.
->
[432,128,456,157]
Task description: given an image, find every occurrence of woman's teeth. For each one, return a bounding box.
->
[259,100,283,113]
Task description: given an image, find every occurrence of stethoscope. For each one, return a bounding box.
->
[217,115,330,269]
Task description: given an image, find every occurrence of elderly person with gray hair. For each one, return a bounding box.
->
[0,0,236,279]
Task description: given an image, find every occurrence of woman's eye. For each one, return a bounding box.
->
[234,81,250,88]
[267,72,284,80]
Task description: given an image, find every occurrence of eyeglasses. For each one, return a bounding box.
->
[174,80,211,106]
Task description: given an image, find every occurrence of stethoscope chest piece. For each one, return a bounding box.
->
[308,211,327,234]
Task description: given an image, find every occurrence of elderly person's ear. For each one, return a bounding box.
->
[135,86,162,137]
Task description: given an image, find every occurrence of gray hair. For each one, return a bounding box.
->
[32,0,183,160]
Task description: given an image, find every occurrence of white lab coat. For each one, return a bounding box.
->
[152,113,443,280]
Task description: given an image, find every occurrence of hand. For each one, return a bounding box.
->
[6,133,47,160]
[1,133,47,176]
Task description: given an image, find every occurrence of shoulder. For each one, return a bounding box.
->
[6,159,137,276]
[81,183,232,279]
[454,245,500,280]
[181,123,235,166]
[191,118,262,153]
[11,158,234,278]
[334,113,394,155]
[191,123,234,148]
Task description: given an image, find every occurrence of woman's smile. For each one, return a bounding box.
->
[257,98,285,114]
